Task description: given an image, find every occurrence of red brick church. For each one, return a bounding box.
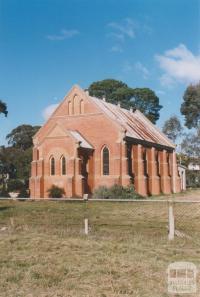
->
[30,85,181,198]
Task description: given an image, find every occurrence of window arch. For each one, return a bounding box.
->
[102,146,109,175]
[61,156,66,175]
[50,157,55,176]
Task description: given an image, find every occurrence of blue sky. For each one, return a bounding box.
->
[0,0,200,145]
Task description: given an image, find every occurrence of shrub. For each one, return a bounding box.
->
[47,185,65,198]
[186,170,200,188]
[18,188,29,198]
[7,179,24,192]
[0,187,10,198]
[93,184,143,199]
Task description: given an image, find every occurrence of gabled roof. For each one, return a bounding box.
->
[88,94,175,149]
[34,85,175,149]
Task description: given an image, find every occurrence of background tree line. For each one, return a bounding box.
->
[0,125,40,196]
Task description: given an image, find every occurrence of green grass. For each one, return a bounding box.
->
[0,195,200,297]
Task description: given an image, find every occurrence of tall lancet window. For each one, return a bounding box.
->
[143,149,148,176]
[61,156,66,175]
[102,147,109,175]
[156,151,160,176]
[50,157,55,176]
[80,99,84,114]
[167,153,171,176]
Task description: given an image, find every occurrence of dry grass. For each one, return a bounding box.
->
[0,194,200,297]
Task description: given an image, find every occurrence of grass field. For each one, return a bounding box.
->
[0,191,200,297]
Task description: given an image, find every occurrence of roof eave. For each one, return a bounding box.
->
[125,136,175,151]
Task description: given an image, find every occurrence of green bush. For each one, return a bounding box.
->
[186,170,200,188]
[93,184,143,199]
[7,179,24,192]
[18,188,29,198]
[0,186,10,198]
[47,185,65,198]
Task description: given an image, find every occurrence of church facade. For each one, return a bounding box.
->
[30,85,181,198]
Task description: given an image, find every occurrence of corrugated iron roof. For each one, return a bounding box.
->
[89,95,175,148]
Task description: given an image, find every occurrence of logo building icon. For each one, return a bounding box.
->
[167,262,197,294]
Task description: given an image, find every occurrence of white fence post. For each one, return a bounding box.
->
[84,218,89,235]
[168,201,175,240]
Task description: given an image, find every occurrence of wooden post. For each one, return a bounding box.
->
[84,218,89,235]
[168,202,175,240]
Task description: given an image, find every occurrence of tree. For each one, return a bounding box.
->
[0,145,32,190]
[88,79,162,123]
[162,116,183,143]
[0,100,8,117]
[181,127,200,161]
[130,88,162,123]
[6,124,40,150]
[89,79,128,99]
[181,83,200,129]
[0,124,40,190]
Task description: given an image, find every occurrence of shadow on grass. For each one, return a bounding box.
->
[0,206,13,212]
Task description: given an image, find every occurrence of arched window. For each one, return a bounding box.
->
[143,149,148,176]
[167,153,171,176]
[73,95,80,114]
[102,147,109,175]
[61,156,66,175]
[155,151,160,176]
[80,99,84,114]
[50,157,55,176]
[68,101,72,115]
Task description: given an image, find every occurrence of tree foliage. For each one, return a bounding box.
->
[181,127,200,161]
[6,124,40,150]
[181,83,200,129]
[89,79,128,100]
[7,179,25,192]
[0,146,32,181]
[88,79,162,123]
[162,115,182,143]
[0,124,40,191]
[0,100,8,117]
[131,88,162,123]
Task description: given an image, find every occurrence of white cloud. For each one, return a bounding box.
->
[108,18,136,40]
[135,62,149,79]
[108,18,136,39]
[46,29,79,41]
[156,44,200,86]
[122,61,150,79]
[42,104,59,120]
